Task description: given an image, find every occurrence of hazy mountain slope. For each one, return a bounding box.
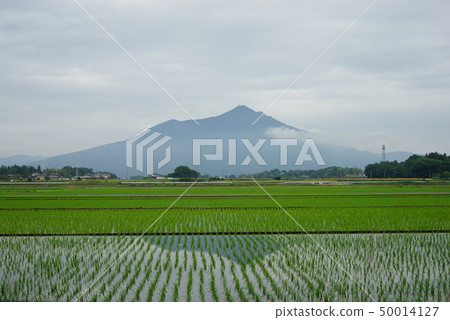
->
[30,142,127,176]
[0,155,46,166]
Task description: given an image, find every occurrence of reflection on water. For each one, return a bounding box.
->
[145,234,284,264]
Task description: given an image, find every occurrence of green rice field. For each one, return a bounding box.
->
[0,180,448,301]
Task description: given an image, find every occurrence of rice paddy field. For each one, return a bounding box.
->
[0,180,448,302]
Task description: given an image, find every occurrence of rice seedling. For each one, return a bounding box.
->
[172,266,182,302]
[219,254,234,302]
[146,265,162,302]
[209,270,219,302]
[230,262,248,302]
[199,268,205,302]
[186,266,193,302]
[240,264,260,301]
[159,266,173,302]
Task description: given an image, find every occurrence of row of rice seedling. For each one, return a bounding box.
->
[2,192,449,209]
[2,182,447,197]
[0,233,447,301]
[1,205,447,235]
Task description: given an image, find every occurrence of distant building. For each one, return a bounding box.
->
[145,173,165,179]
[76,173,112,180]
[92,173,111,179]
[32,173,46,181]
[48,173,62,180]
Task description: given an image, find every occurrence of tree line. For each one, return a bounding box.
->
[239,167,364,179]
[0,165,117,180]
[364,152,449,178]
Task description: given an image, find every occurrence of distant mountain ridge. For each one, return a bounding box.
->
[1,106,413,177]
[0,155,46,166]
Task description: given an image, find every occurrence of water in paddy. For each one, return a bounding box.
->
[0,233,448,302]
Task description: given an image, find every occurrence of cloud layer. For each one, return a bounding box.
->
[1,0,449,157]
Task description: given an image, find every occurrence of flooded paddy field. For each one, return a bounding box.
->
[0,233,447,302]
[0,181,448,302]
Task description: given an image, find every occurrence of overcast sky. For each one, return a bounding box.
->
[1,0,449,158]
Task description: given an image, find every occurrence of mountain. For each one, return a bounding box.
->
[4,105,412,177]
[0,155,46,166]
[31,142,126,176]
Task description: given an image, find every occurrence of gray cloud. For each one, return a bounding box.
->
[0,0,449,157]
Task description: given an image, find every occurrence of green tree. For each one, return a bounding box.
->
[365,152,449,178]
[169,166,199,178]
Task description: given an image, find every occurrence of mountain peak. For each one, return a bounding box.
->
[156,105,296,133]
[221,105,259,117]
[231,105,255,112]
